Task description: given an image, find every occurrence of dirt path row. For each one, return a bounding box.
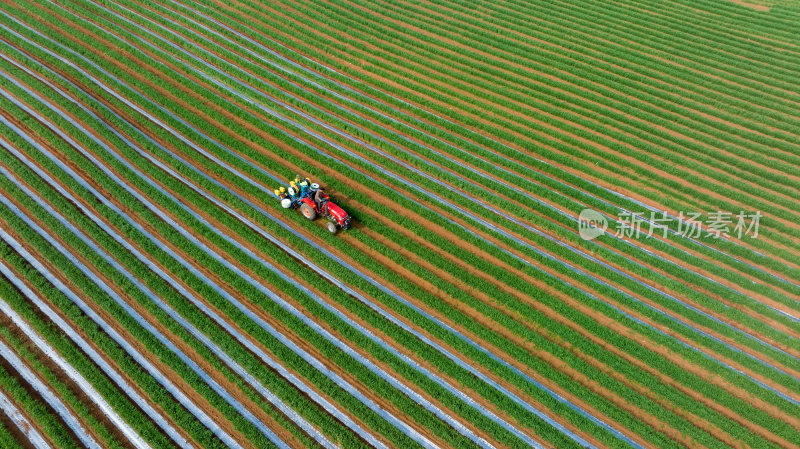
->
[0,36,688,448]
[0,97,472,449]
[190,0,800,304]
[36,7,800,406]
[278,0,800,229]
[53,0,800,350]
[10,12,800,446]
[158,0,800,292]
[0,311,137,449]
[0,383,51,449]
[198,0,800,273]
[0,166,254,448]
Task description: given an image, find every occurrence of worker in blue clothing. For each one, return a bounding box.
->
[295,174,312,197]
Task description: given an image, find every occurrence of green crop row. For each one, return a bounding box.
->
[6,4,800,448]
[191,0,800,276]
[412,0,800,144]
[483,0,800,92]
[387,0,800,125]
[77,0,800,365]
[178,0,800,288]
[9,28,796,449]
[639,0,800,42]
[0,319,131,449]
[0,34,680,448]
[0,406,25,449]
[0,322,81,449]
[23,2,800,412]
[150,0,800,306]
[0,254,180,449]
[283,0,800,225]
[63,0,800,344]
[293,0,800,158]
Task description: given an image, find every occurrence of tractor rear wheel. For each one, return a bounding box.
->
[327,221,338,234]
[300,203,317,220]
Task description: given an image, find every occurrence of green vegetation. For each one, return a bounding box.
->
[0,0,797,447]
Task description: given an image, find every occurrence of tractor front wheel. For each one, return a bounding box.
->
[301,203,317,220]
[327,221,338,234]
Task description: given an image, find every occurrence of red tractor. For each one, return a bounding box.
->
[277,181,351,234]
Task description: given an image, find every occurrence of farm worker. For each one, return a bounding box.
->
[313,189,329,207]
[274,187,288,200]
[314,189,330,214]
[297,176,311,195]
[295,174,311,186]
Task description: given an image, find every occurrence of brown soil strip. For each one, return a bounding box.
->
[0,382,60,449]
[209,0,800,265]
[194,0,800,282]
[42,1,800,404]
[0,313,136,449]
[12,9,800,444]
[78,0,800,326]
[299,0,800,228]
[0,155,254,448]
[727,0,771,12]
[0,101,442,448]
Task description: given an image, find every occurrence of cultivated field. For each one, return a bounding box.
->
[0,0,798,448]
